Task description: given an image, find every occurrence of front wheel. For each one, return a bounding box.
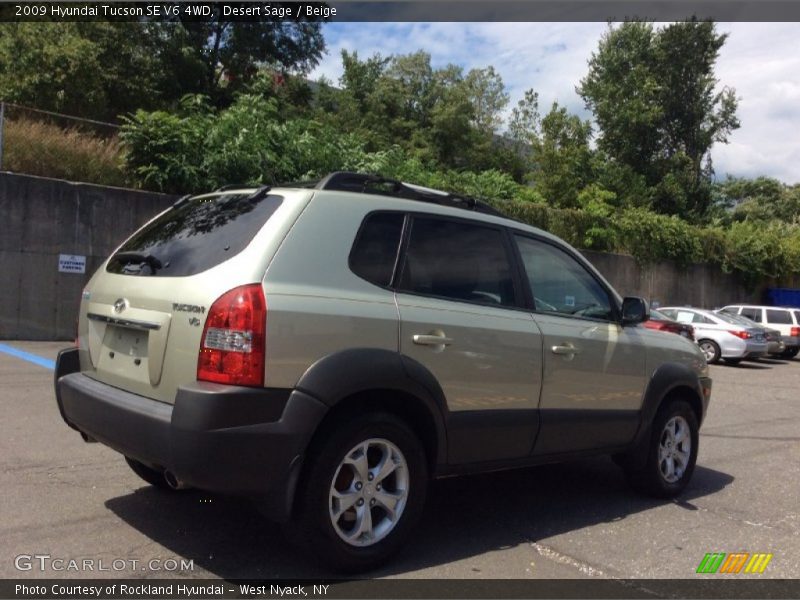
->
[295,413,428,572]
[698,339,721,364]
[624,400,699,498]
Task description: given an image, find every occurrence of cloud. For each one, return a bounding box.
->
[310,22,800,184]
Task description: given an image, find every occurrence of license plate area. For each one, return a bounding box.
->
[97,325,150,380]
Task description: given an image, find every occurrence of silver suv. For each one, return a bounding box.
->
[54,172,712,571]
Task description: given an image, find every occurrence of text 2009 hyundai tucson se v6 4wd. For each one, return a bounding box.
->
[54,172,712,572]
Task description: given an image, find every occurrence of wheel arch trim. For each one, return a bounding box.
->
[294,348,449,467]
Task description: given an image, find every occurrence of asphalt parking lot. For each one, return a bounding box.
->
[2,341,798,581]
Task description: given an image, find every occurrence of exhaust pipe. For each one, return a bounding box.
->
[80,432,97,443]
[163,470,188,490]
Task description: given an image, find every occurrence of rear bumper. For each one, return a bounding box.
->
[54,349,327,519]
[719,337,767,358]
[781,335,800,349]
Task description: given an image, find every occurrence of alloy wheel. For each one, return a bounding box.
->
[328,438,409,547]
[658,416,692,483]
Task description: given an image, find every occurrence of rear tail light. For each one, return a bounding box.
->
[729,330,751,340]
[791,327,800,337]
[197,284,266,386]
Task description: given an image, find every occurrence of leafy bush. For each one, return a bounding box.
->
[618,208,704,266]
[117,95,800,285]
[4,117,126,186]
[120,94,376,193]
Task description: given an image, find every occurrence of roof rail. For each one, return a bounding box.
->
[214,183,259,192]
[311,171,507,218]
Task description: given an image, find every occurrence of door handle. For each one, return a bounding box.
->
[413,333,454,346]
[551,343,580,355]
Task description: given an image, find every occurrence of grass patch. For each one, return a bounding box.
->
[2,117,128,187]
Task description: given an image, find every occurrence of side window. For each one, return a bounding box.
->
[719,307,737,315]
[398,217,517,307]
[766,309,792,324]
[514,235,613,321]
[793,310,800,325]
[349,212,405,287]
[741,307,761,322]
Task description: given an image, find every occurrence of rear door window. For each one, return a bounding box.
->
[766,309,792,324]
[740,307,761,322]
[397,217,518,307]
[106,192,283,277]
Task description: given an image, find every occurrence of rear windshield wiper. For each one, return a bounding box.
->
[113,252,163,274]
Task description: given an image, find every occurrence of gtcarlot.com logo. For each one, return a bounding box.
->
[14,554,194,573]
[696,552,773,574]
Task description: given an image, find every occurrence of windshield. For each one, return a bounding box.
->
[106,192,283,277]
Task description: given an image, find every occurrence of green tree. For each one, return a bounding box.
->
[138,18,325,107]
[579,20,739,217]
[464,66,508,137]
[0,20,325,119]
[0,23,163,119]
[508,90,594,207]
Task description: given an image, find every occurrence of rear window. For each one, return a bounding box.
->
[766,309,792,324]
[349,212,405,287]
[106,192,283,277]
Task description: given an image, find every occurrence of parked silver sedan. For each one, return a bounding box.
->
[713,311,785,356]
[659,307,768,364]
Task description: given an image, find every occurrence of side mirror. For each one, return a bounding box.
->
[621,297,650,325]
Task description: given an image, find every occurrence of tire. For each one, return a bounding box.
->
[698,339,721,364]
[782,347,799,359]
[294,413,428,573]
[623,400,699,498]
[124,456,172,490]
[723,358,742,365]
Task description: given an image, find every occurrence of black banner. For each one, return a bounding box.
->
[3,579,800,600]
[4,1,800,23]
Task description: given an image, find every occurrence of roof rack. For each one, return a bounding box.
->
[308,172,507,218]
[214,183,259,192]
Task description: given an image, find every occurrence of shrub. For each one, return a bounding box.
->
[3,117,126,186]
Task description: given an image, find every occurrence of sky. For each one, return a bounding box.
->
[309,22,800,185]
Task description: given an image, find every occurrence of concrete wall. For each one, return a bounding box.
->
[0,171,792,340]
[581,250,778,310]
[0,172,176,340]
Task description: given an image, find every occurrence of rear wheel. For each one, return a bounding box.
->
[124,456,172,489]
[698,339,721,364]
[782,347,799,359]
[295,413,428,572]
[623,400,699,498]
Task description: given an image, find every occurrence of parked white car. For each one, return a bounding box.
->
[659,307,768,364]
[718,304,800,359]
